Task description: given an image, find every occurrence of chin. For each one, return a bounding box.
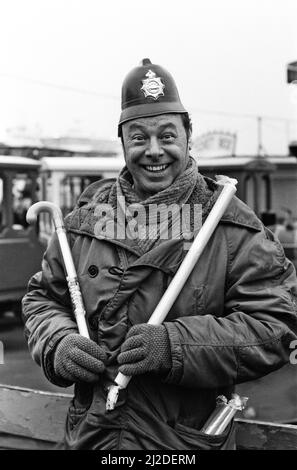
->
[150,183,170,195]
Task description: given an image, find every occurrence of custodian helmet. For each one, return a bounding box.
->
[118,58,188,136]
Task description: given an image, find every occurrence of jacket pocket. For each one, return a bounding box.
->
[67,400,88,430]
[67,383,93,430]
[174,421,234,450]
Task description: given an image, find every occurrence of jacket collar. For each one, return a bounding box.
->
[220,195,262,231]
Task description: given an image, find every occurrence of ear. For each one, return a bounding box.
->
[188,135,193,151]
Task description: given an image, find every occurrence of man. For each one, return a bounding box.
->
[23,59,297,450]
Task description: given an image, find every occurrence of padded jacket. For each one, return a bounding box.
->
[22,175,297,450]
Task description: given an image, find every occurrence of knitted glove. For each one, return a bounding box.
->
[53,333,107,384]
[117,324,172,377]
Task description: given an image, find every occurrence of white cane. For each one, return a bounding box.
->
[26,201,90,339]
[106,176,238,411]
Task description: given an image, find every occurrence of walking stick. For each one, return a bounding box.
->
[106,175,238,411]
[26,201,90,339]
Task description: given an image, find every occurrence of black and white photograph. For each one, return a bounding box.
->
[0,0,297,456]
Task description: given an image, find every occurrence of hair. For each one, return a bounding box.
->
[181,113,192,141]
[118,112,192,146]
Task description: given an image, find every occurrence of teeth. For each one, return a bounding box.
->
[144,164,169,172]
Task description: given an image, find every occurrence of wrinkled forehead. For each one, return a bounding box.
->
[122,113,184,133]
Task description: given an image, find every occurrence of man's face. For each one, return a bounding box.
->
[121,114,190,200]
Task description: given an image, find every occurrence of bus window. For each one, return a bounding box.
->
[12,174,33,229]
[60,175,102,217]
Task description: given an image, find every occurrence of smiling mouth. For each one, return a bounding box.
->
[142,163,171,173]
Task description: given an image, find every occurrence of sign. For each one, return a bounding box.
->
[192,131,237,157]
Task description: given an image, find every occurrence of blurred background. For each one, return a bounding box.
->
[0,0,297,430]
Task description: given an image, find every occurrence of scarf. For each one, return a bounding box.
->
[104,157,202,254]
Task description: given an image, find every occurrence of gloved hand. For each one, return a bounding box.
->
[53,333,107,383]
[117,324,172,377]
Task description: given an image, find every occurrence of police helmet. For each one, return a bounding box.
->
[118,58,188,136]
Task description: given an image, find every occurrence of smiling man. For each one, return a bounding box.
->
[23,59,297,451]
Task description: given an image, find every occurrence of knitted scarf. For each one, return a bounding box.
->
[105,157,202,254]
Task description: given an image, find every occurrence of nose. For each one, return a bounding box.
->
[145,136,164,159]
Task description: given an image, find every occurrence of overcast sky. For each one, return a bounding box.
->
[0,0,296,154]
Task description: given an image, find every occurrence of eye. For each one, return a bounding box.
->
[161,133,175,142]
[131,134,146,142]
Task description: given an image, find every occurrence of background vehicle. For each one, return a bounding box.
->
[0,157,44,316]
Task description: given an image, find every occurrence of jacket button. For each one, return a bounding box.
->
[108,266,124,275]
[88,265,99,277]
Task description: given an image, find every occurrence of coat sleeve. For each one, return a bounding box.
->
[164,225,297,389]
[22,232,79,386]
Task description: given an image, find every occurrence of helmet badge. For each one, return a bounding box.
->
[141,69,165,100]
